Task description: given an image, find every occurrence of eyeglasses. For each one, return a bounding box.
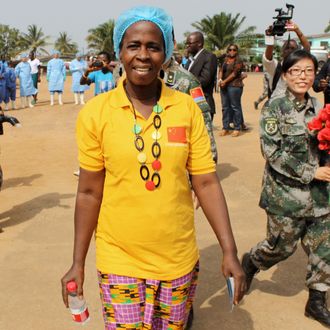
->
[288,67,315,77]
[228,48,237,52]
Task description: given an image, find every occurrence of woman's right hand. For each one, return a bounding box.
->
[314,166,330,182]
[220,81,226,89]
[61,263,85,307]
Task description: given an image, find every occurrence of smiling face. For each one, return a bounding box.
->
[283,58,315,100]
[119,21,165,87]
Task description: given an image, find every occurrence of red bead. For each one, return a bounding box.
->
[152,160,162,171]
[145,181,155,191]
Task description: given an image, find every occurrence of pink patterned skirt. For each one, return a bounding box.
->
[97,262,199,329]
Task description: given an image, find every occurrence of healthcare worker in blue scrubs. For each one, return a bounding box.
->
[14,53,37,109]
[47,50,66,106]
[69,53,89,105]
[0,59,6,109]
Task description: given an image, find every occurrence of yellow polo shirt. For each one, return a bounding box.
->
[76,79,215,280]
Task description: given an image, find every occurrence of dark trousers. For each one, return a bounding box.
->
[220,86,243,130]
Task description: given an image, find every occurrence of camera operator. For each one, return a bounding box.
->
[313,55,330,106]
[263,20,310,98]
[80,51,115,96]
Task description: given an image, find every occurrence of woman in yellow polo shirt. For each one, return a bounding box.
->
[61,6,245,329]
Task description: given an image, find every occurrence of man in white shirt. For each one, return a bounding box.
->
[262,20,310,98]
[28,51,41,103]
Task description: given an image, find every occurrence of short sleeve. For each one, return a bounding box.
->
[76,105,104,171]
[187,99,216,175]
[233,60,244,77]
[88,71,96,83]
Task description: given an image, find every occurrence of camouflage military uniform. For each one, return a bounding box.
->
[250,91,330,291]
[163,58,218,163]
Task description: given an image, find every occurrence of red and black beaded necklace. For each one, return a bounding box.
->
[125,86,163,191]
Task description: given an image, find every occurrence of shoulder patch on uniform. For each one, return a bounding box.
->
[264,117,278,135]
[190,86,206,104]
[165,70,176,86]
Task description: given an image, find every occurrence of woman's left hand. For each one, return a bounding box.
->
[286,20,298,32]
[222,253,246,305]
[241,72,248,80]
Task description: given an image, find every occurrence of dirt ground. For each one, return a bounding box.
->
[0,73,327,330]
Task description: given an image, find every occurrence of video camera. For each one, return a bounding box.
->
[91,60,104,69]
[271,3,295,36]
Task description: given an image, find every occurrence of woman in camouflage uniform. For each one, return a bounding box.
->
[242,50,330,327]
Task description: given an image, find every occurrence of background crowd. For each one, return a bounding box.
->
[1,15,329,135]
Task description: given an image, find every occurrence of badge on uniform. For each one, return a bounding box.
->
[165,70,176,86]
[190,87,206,104]
[264,117,278,135]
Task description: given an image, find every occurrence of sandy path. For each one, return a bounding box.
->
[0,74,327,330]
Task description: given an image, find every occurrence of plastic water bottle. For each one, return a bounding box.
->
[67,281,90,325]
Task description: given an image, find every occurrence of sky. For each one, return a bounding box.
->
[1,0,329,52]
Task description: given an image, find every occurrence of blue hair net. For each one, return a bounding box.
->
[76,52,84,58]
[51,50,60,55]
[113,6,174,63]
[20,53,28,59]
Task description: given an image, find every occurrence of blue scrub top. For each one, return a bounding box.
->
[5,67,16,89]
[15,62,37,97]
[70,59,89,93]
[88,70,115,95]
[0,62,6,84]
[0,62,5,102]
[47,58,66,92]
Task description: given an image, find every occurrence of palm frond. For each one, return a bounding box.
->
[86,20,115,56]
[192,12,256,52]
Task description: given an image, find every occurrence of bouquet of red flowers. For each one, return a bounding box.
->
[308,104,330,153]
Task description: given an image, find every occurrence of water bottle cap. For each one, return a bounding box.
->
[66,281,78,292]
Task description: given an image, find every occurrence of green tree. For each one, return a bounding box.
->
[86,19,115,56]
[325,20,330,33]
[20,24,49,54]
[0,25,24,58]
[192,13,256,52]
[54,32,78,55]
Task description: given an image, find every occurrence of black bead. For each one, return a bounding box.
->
[152,142,161,158]
[134,136,144,151]
[152,172,161,188]
[140,165,149,181]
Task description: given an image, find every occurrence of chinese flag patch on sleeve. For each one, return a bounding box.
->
[190,87,206,104]
[167,127,187,143]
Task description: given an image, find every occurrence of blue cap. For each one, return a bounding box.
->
[76,52,84,58]
[113,6,174,63]
[20,53,28,59]
[51,50,60,55]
